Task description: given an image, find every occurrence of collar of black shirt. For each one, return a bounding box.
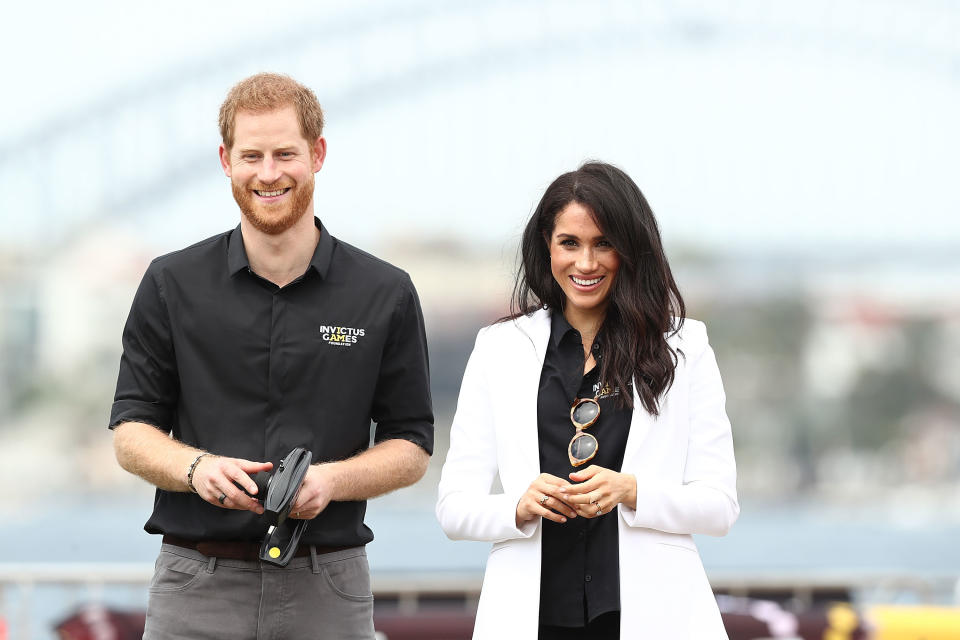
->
[226,216,335,280]
[549,309,604,359]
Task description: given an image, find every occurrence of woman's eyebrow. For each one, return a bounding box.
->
[555,232,607,241]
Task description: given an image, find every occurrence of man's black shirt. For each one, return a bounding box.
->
[110,218,434,546]
[538,312,631,627]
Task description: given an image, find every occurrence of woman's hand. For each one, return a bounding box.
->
[561,465,637,518]
[515,473,579,527]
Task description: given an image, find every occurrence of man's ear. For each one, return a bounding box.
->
[219,144,232,178]
[311,137,327,173]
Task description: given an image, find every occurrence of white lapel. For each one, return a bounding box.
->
[508,309,552,478]
[509,308,552,364]
[622,328,682,472]
[622,379,656,472]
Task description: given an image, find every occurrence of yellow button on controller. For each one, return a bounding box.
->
[269,547,281,559]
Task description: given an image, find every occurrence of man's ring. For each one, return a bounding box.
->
[217,493,226,505]
[539,495,549,505]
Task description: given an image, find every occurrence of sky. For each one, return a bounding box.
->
[2,0,959,257]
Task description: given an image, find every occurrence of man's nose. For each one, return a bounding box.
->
[257,157,282,184]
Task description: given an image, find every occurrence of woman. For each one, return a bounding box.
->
[436,162,739,639]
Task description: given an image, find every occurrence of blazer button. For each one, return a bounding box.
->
[584,575,592,582]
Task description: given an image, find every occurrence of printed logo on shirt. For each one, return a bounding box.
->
[318,325,366,347]
[593,381,619,400]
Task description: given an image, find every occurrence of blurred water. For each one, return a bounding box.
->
[2,493,957,571]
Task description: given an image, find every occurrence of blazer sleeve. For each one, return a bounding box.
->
[620,320,740,536]
[436,328,538,543]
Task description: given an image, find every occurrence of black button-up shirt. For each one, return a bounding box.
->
[538,312,631,627]
[110,218,434,547]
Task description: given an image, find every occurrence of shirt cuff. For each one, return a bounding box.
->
[109,399,172,431]
[373,420,434,455]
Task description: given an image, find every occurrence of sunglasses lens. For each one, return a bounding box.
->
[571,399,599,428]
[569,432,598,462]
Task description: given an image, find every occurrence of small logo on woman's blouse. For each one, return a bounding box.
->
[593,381,619,399]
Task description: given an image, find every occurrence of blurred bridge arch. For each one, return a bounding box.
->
[0,0,957,250]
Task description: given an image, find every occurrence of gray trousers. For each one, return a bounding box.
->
[143,543,376,640]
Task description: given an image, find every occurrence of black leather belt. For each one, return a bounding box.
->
[162,534,355,561]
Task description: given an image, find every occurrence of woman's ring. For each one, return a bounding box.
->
[596,505,602,516]
[539,495,549,505]
[217,493,227,505]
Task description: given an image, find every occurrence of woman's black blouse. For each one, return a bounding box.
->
[537,312,632,628]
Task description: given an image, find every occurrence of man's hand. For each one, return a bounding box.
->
[289,464,337,519]
[284,439,430,520]
[191,455,273,514]
[560,465,637,518]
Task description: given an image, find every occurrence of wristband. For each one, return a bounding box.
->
[186,452,211,493]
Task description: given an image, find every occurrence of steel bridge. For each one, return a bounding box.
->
[1,0,957,250]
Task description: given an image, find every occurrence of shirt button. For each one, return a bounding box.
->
[578,531,585,538]
[585,575,592,582]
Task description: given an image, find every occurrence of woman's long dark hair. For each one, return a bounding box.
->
[504,161,685,415]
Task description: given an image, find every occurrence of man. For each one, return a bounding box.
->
[110,73,433,639]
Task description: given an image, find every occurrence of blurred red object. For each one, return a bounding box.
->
[54,605,145,640]
[374,611,475,639]
[718,596,871,639]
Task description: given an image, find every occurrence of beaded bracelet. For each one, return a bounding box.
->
[186,452,211,493]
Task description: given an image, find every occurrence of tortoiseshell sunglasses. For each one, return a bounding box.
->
[567,396,600,467]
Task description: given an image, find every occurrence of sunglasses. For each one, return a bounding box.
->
[567,396,600,467]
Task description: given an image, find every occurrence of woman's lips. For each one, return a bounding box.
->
[569,275,604,290]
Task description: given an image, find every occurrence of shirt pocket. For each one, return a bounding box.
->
[643,529,699,553]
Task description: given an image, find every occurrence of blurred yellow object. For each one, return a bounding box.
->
[825,602,860,639]
[868,605,960,639]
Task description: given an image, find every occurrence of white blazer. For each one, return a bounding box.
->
[436,309,739,639]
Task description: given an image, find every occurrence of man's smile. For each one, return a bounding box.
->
[254,187,292,198]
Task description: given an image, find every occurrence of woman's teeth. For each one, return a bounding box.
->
[572,276,602,286]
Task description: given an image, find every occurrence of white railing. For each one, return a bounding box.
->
[1,564,958,640]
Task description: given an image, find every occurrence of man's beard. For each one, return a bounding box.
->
[232,174,315,235]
